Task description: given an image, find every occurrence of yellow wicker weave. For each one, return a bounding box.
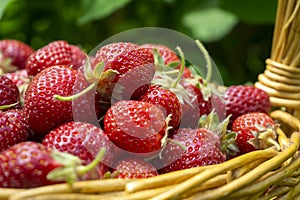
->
[1,0,300,200]
[255,0,300,118]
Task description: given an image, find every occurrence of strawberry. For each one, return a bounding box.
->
[224,85,271,126]
[231,112,277,154]
[3,69,30,106]
[42,121,115,178]
[113,158,158,179]
[93,42,155,103]
[0,110,32,152]
[154,127,226,174]
[0,75,20,110]
[4,108,31,132]
[70,44,86,70]
[103,100,167,156]
[139,84,182,128]
[26,40,72,76]
[180,79,213,128]
[94,42,138,65]
[0,39,34,72]
[0,141,61,188]
[0,141,106,188]
[3,69,30,88]
[140,44,180,65]
[24,65,98,137]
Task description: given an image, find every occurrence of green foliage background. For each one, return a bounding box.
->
[0,0,278,85]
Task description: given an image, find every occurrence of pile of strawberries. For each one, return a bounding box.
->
[0,39,276,189]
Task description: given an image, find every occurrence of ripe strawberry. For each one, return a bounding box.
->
[153,128,226,174]
[180,79,213,128]
[103,100,167,156]
[0,141,61,188]
[24,65,98,137]
[113,158,158,179]
[4,69,30,107]
[94,42,138,64]
[224,85,271,126]
[0,39,34,72]
[139,84,182,128]
[0,141,106,188]
[3,69,30,88]
[0,75,20,110]
[94,42,155,103]
[26,40,72,76]
[42,121,115,178]
[232,112,277,154]
[140,44,180,65]
[0,110,32,152]
[70,44,86,70]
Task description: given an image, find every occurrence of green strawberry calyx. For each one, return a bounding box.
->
[198,109,230,137]
[47,147,106,185]
[151,46,194,106]
[198,110,239,156]
[53,57,118,103]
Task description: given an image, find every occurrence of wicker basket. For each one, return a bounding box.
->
[1,0,300,200]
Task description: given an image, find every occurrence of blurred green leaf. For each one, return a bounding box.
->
[0,0,14,20]
[220,0,277,24]
[182,7,238,42]
[78,0,132,25]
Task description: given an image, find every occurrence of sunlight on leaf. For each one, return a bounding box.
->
[0,0,14,20]
[182,7,238,43]
[78,0,132,25]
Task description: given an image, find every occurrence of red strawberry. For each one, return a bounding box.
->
[231,112,277,154]
[42,121,115,178]
[0,110,32,152]
[24,65,98,137]
[0,39,34,72]
[139,84,182,128]
[26,40,72,76]
[140,44,179,65]
[94,42,155,103]
[153,128,226,174]
[3,69,30,88]
[4,69,30,106]
[180,79,213,128]
[0,141,106,188]
[224,85,271,126]
[70,44,86,70]
[94,42,138,65]
[0,142,61,188]
[113,158,158,179]
[103,100,167,156]
[0,75,20,110]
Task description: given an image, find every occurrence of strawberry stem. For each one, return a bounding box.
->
[76,147,106,176]
[53,82,97,101]
[0,102,19,110]
[195,40,212,85]
[171,47,185,88]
